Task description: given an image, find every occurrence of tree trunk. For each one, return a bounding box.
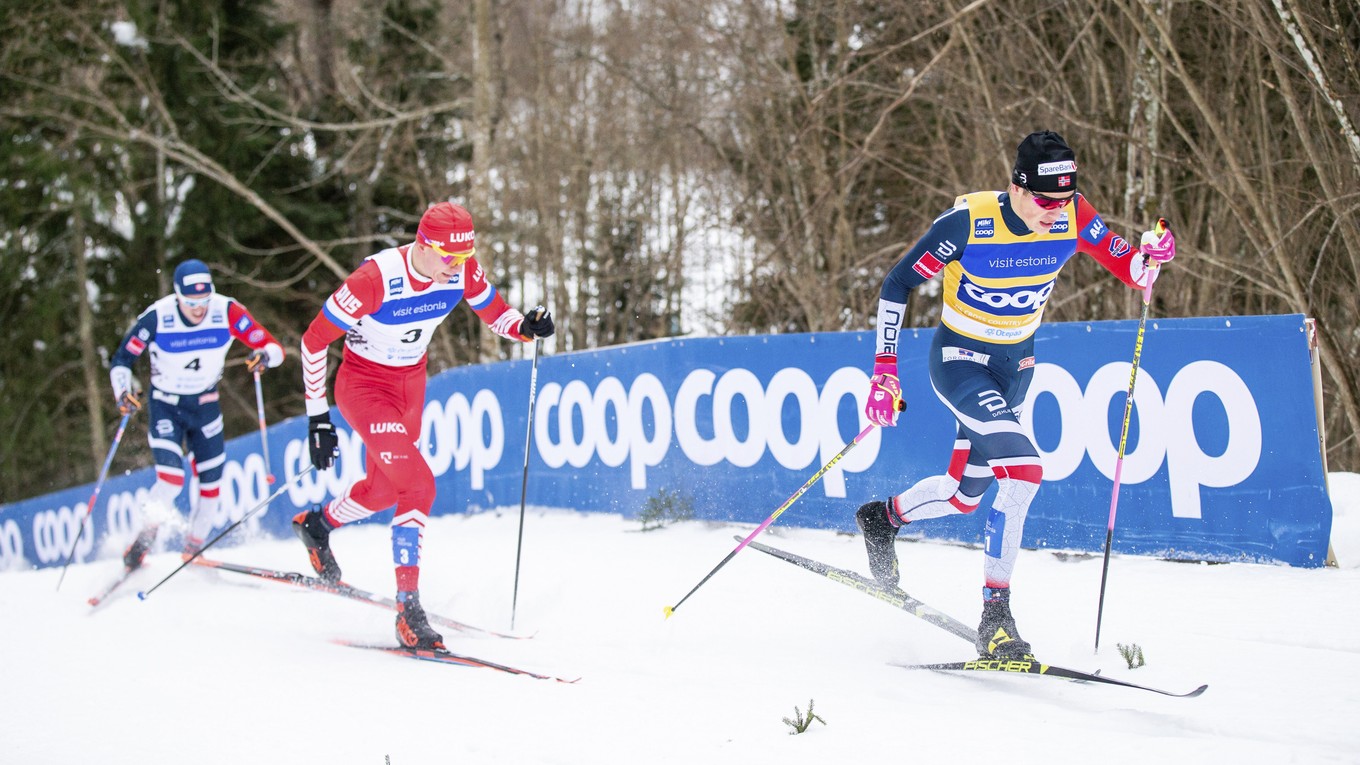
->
[469,0,499,363]
[73,210,105,470]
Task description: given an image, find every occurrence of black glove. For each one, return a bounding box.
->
[246,349,267,374]
[308,413,339,470]
[519,306,555,340]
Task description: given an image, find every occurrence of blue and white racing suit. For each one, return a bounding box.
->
[110,293,283,549]
[874,190,1149,588]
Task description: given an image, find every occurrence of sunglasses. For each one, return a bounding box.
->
[1025,187,1074,211]
[176,291,212,308]
[419,232,475,265]
[436,247,474,266]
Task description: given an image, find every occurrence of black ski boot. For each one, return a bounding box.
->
[976,587,1034,659]
[395,592,445,650]
[122,525,158,571]
[855,500,901,587]
[292,507,342,583]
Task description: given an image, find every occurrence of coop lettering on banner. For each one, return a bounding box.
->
[420,389,505,490]
[0,315,1332,571]
[529,366,873,495]
[1023,360,1263,520]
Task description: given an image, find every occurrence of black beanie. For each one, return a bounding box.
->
[1011,131,1078,193]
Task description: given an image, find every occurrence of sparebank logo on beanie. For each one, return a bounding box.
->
[1038,160,1077,176]
[1012,131,1077,193]
[173,259,214,298]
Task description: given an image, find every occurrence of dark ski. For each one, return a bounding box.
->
[88,566,137,608]
[742,537,977,643]
[193,557,525,639]
[894,658,1208,698]
[746,538,1207,698]
[334,640,578,683]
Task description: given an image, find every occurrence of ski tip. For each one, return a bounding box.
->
[662,605,675,619]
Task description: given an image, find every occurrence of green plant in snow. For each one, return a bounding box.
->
[637,487,694,531]
[782,699,825,735]
[1117,642,1146,669]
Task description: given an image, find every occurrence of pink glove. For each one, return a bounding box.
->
[865,358,904,427]
[1139,218,1175,263]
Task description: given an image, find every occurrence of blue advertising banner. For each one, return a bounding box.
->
[0,314,1333,572]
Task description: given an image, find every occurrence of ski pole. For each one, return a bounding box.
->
[1094,219,1167,652]
[56,409,135,591]
[137,464,315,600]
[510,335,543,630]
[252,366,275,484]
[664,422,879,619]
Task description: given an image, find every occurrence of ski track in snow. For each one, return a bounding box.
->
[4,478,1360,764]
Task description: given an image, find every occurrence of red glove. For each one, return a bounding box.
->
[865,357,904,427]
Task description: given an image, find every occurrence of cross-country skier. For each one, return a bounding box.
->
[294,201,554,650]
[110,258,286,568]
[856,131,1177,659]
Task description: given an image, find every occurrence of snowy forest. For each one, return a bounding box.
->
[1,0,1358,503]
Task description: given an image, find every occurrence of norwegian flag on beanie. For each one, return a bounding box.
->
[173,259,214,298]
[1010,131,1077,193]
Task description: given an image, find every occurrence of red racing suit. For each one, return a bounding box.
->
[300,244,528,591]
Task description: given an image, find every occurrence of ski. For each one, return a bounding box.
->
[334,640,578,683]
[193,558,526,639]
[894,658,1208,698]
[88,566,137,608]
[742,537,978,644]
[745,538,1208,698]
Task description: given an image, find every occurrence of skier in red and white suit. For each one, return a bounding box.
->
[293,202,554,649]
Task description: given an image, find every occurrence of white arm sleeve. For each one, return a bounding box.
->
[110,366,132,401]
[875,299,908,357]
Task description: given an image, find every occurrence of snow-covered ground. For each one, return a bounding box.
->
[4,473,1359,764]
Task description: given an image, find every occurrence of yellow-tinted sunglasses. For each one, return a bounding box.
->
[419,232,474,265]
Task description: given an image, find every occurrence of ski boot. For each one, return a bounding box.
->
[181,538,204,563]
[292,506,342,583]
[395,592,445,650]
[855,500,901,587]
[122,525,158,571]
[976,587,1034,659]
